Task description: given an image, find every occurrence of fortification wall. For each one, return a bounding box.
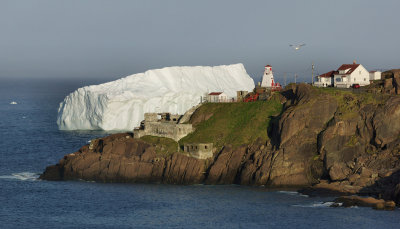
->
[135,122,193,141]
[184,143,213,159]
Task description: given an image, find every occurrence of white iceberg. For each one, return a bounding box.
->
[57,63,255,131]
[10,101,17,105]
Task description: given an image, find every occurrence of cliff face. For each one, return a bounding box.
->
[41,84,400,204]
[41,133,206,184]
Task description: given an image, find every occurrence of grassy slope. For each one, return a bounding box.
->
[179,98,283,148]
[140,135,179,157]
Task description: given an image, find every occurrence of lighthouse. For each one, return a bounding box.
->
[261,65,275,87]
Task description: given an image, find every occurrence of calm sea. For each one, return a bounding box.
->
[0,77,399,229]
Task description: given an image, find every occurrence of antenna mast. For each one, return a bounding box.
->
[312,62,315,85]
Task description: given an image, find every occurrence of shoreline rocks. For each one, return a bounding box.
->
[332,196,396,210]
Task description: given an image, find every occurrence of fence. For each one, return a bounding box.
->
[203,97,238,103]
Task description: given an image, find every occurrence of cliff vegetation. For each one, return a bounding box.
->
[180,97,283,148]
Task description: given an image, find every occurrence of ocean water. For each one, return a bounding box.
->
[0,78,399,229]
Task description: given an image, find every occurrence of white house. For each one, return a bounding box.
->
[207,92,228,103]
[369,71,382,81]
[334,63,371,88]
[314,62,381,88]
[314,71,335,87]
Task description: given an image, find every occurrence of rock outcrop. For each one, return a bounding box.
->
[41,83,400,207]
[332,196,396,210]
[41,133,206,184]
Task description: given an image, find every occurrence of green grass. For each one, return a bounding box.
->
[313,86,347,96]
[313,86,389,120]
[140,135,179,157]
[179,99,283,148]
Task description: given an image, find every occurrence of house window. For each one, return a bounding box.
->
[364,78,366,81]
[359,71,361,75]
[354,78,356,82]
[205,145,208,149]
[336,78,341,82]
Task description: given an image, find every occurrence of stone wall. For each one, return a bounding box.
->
[134,112,194,141]
[184,143,213,159]
[144,122,193,141]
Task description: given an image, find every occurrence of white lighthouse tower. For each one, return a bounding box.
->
[261,65,275,87]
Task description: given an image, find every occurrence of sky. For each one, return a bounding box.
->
[1,0,399,84]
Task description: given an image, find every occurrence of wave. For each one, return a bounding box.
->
[278,190,309,197]
[292,201,334,208]
[0,172,40,181]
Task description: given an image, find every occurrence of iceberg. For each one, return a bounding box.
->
[57,63,255,131]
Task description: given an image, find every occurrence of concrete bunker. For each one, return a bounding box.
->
[183,143,213,159]
[133,112,193,141]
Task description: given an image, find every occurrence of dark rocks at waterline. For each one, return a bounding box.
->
[332,196,396,211]
[40,134,315,186]
[40,133,206,184]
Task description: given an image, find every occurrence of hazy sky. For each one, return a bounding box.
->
[1,0,399,83]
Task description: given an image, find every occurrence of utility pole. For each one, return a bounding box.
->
[294,73,298,84]
[312,62,315,85]
[284,72,287,87]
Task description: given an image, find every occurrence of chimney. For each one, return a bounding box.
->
[353,60,357,64]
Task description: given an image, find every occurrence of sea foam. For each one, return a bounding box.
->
[0,172,40,181]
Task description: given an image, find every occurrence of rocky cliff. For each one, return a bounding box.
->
[41,84,400,205]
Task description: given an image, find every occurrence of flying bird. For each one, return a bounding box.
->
[290,44,306,50]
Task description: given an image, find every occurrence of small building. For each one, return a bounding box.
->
[207,92,228,103]
[314,71,335,87]
[369,71,382,81]
[183,143,213,159]
[133,112,193,141]
[261,65,274,87]
[260,65,282,91]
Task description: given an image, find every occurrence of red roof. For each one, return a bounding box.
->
[318,70,336,78]
[208,92,223,96]
[265,65,271,67]
[337,64,360,74]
